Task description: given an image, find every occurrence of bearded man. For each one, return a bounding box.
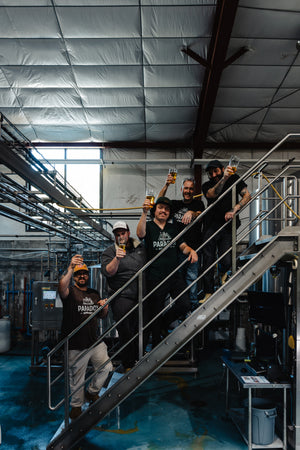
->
[200,160,251,303]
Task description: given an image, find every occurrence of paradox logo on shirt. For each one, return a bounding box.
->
[153,231,176,250]
[78,297,98,314]
[173,207,188,223]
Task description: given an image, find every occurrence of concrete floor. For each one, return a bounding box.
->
[0,338,266,450]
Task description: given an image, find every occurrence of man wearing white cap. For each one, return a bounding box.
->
[101,221,146,372]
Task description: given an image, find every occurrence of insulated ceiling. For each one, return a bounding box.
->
[0,0,300,150]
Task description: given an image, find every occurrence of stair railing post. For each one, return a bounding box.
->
[295,251,300,450]
[64,341,69,428]
[138,272,143,360]
[231,185,237,275]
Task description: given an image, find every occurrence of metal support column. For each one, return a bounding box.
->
[231,185,237,274]
[295,251,300,449]
[138,272,143,360]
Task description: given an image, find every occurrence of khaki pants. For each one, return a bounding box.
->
[69,341,112,407]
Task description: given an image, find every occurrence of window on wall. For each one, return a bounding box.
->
[25,147,102,232]
[66,149,100,208]
[34,147,101,209]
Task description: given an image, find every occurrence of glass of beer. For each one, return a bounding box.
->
[118,236,126,251]
[229,155,240,173]
[146,189,155,208]
[168,168,177,184]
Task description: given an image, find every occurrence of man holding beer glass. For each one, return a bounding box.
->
[101,221,146,372]
[58,255,112,419]
[137,197,198,348]
[200,160,251,303]
[158,175,205,305]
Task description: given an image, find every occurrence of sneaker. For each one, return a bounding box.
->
[220,272,228,285]
[69,406,82,420]
[85,390,99,404]
[199,293,212,304]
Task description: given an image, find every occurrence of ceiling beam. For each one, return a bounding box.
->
[181,47,210,68]
[193,0,240,159]
[31,140,300,151]
[30,141,299,150]
[31,140,192,149]
[223,46,250,69]
[204,141,300,150]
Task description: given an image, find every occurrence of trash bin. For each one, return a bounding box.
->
[0,317,11,353]
[244,398,277,445]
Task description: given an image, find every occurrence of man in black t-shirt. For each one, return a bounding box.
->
[201,160,251,302]
[59,255,113,420]
[137,196,198,348]
[158,176,205,303]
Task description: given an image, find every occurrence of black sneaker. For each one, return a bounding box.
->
[85,390,99,403]
[69,406,82,420]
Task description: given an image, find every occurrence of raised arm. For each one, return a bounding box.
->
[137,198,151,239]
[58,254,83,299]
[205,166,233,199]
[103,247,126,277]
[157,173,173,198]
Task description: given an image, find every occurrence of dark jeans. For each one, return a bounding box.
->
[111,297,139,369]
[145,273,190,348]
[179,252,199,302]
[202,225,232,294]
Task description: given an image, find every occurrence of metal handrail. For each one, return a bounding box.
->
[47,133,300,425]
[48,191,298,421]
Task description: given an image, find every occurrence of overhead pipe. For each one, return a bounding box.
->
[0,203,101,248]
[42,158,300,167]
[0,173,106,240]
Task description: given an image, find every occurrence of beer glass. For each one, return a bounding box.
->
[146,189,155,208]
[229,155,240,173]
[168,168,177,184]
[118,236,126,251]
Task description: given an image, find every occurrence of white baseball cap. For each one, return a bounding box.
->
[112,221,129,232]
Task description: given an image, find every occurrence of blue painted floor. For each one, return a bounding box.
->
[0,339,251,450]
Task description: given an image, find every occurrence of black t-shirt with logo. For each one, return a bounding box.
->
[202,174,247,229]
[172,198,205,249]
[61,285,100,350]
[144,220,184,282]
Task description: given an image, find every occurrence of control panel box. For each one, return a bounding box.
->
[32,281,62,330]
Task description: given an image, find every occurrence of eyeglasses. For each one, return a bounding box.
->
[74,272,88,277]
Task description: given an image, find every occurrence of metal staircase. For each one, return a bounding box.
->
[47,133,300,449]
[47,226,300,450]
